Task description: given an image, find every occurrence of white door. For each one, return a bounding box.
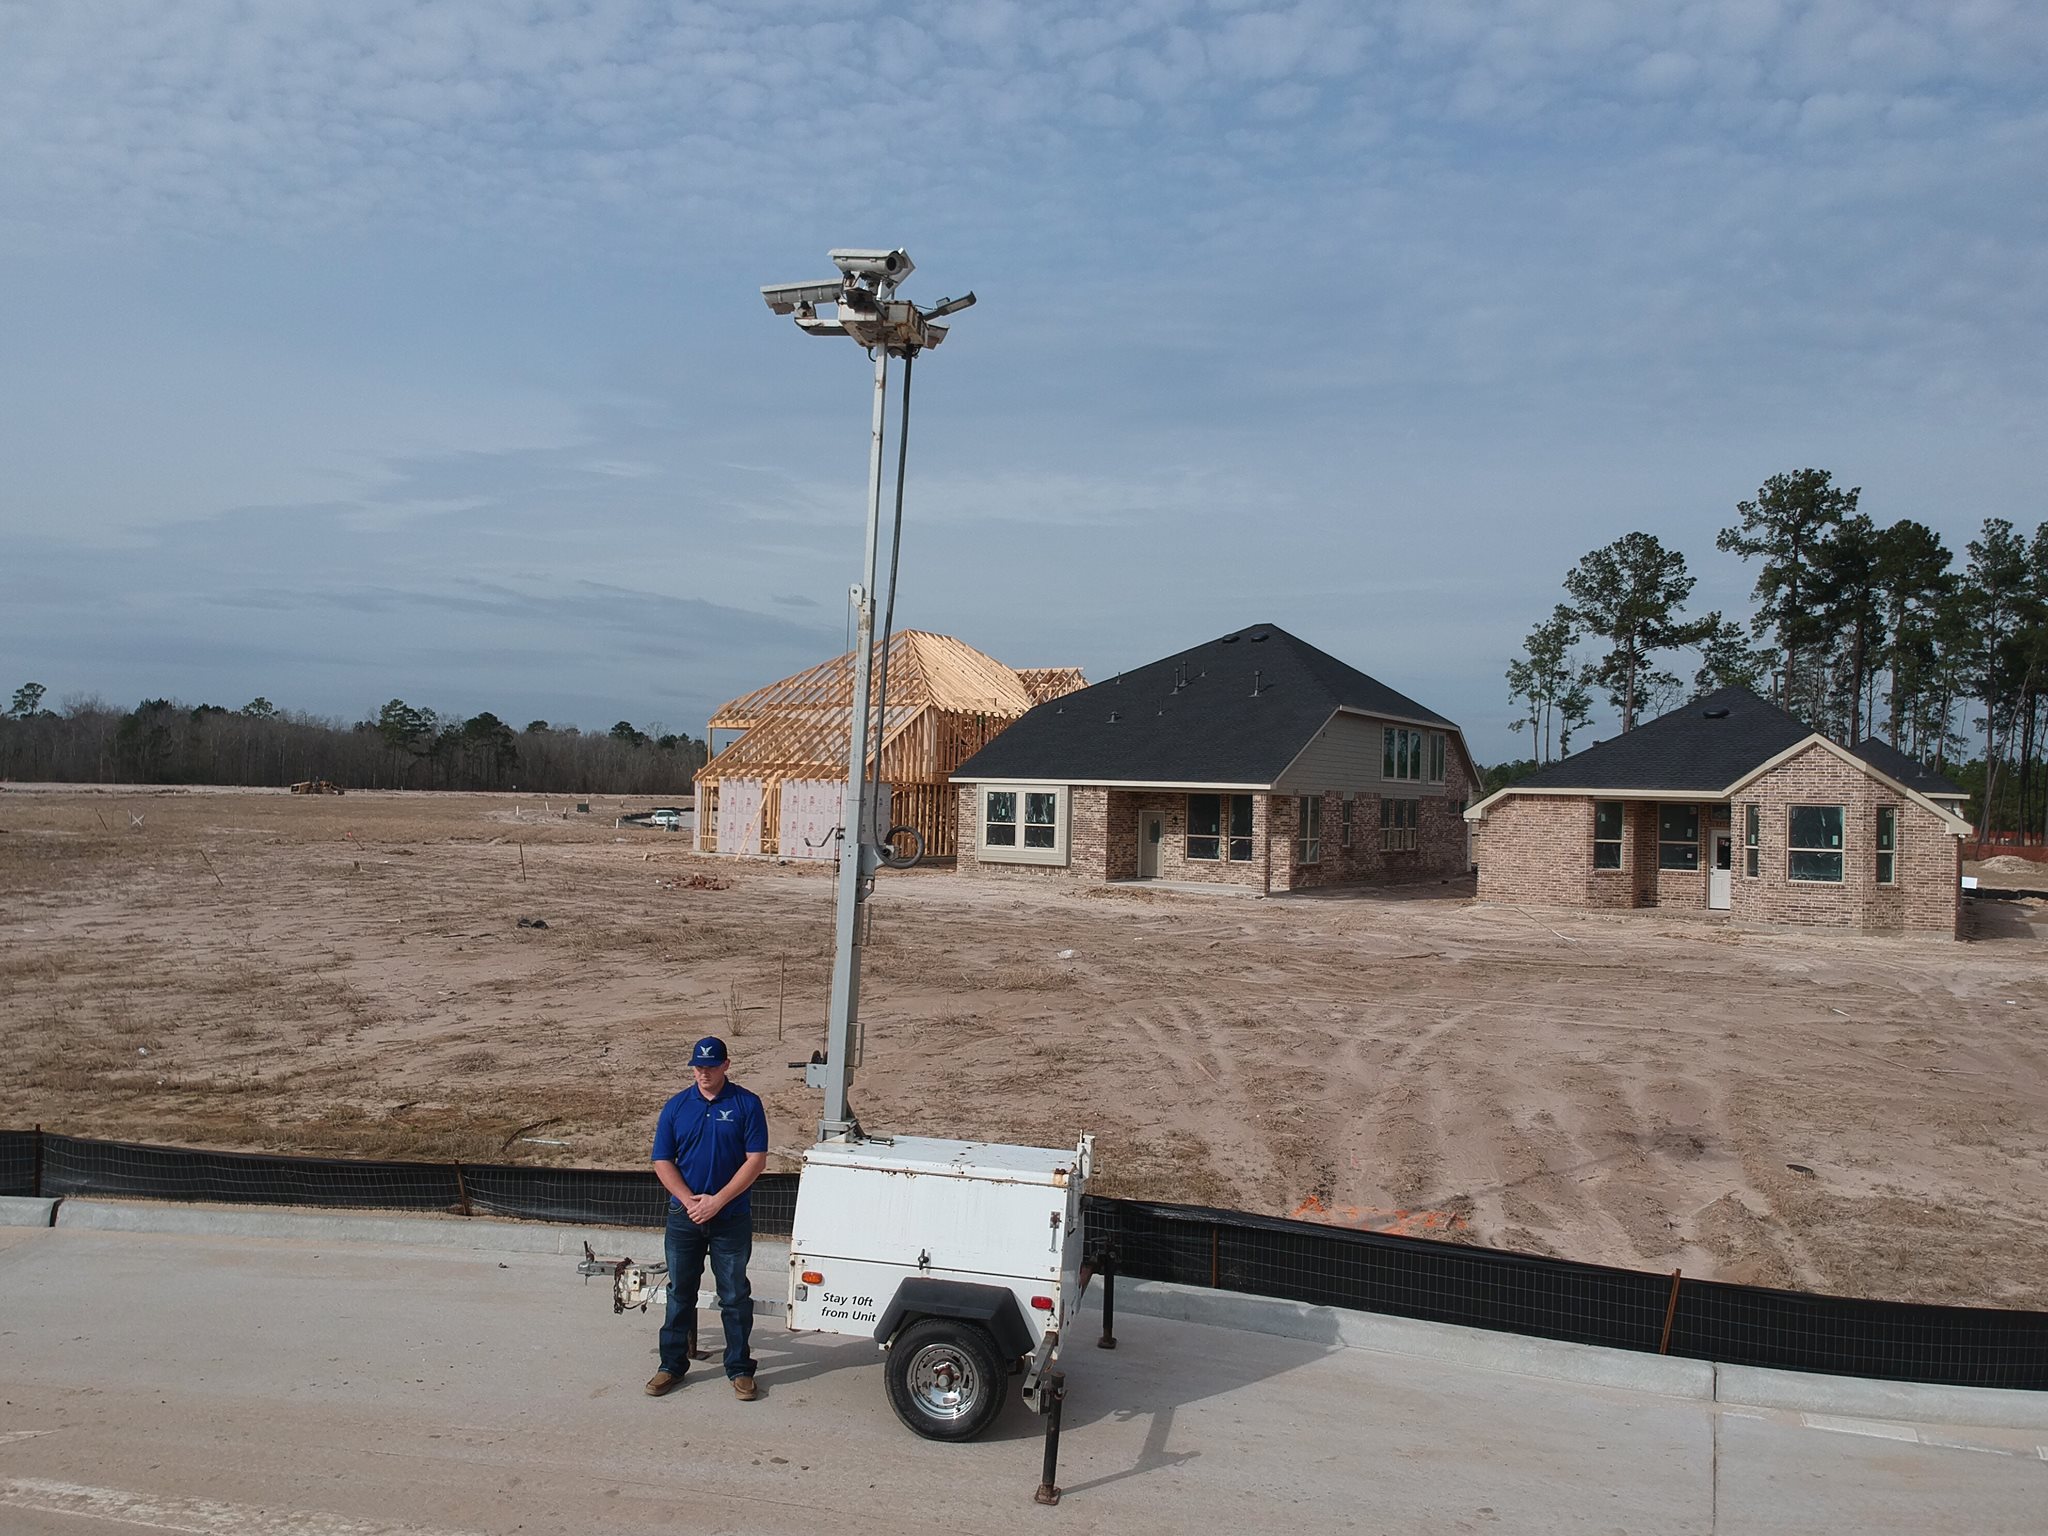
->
[1137,812,1164,878]
[1709,831,1732,910]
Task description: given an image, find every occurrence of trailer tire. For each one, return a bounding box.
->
[884,1317,1007,1441]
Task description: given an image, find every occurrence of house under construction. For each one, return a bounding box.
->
[695,631,1084,861]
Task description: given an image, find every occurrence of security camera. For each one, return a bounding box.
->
[829,248,915,285]
[761,278,846,315]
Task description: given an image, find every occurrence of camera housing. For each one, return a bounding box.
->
[829,248,915,286]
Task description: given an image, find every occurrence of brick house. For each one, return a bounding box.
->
[1464,687,1972,937]
[950,624,1476,894]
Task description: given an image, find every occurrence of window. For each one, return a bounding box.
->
[978,785,1068,866]
[1745,804,1759,878]
[1024,792,1058,849]
[1658,805,1699,870]
[1788,805,1844,882]
[984,790,1016,846]
[1429,732,1446,783]
[1592,801,1623,869]
[1187,794,1253,862]
[1380,797,1417,851]
[1298,795,1322,863]
[1876,807,1896,885]
[1383,727,1427,782]
[1340,797,1353,848]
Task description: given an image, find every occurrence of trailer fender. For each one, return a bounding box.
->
[874,1278,1033,1361]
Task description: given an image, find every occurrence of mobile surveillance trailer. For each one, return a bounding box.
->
[763,248,1111,1501]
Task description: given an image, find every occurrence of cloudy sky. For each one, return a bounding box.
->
[2,1,2042,760]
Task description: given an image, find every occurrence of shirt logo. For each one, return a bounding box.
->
[716,1109,734,1121]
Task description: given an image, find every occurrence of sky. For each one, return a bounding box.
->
[2,0,2043,763]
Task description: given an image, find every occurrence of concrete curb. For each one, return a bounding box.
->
[0,1196,57,1227]
[33,1199,2048,1428]
[1716,1363,2048,1431]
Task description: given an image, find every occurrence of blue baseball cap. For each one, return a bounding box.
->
[691,1036,729,1068]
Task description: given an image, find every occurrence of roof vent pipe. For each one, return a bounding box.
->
[1251,669,1262,697]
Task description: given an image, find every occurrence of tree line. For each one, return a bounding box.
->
[1503,469,2048,839]
[0,686,708,797]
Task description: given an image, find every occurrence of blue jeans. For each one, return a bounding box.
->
[660,1205,755,1380]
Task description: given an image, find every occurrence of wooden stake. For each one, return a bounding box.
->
[518,843,527,882]
[199,849,225,889]
[1659,1268,1683,1354]
[777,957,787,1042]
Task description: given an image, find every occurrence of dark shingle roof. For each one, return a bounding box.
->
[953,624,1452,786]
[1513,686,1814,793]
[1850,737,1965,798]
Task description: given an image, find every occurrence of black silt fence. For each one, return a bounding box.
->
[0,1129,37,1197]
[11,1132,2045,1391]
[457,1163,799,1237]
[1084,1197,2048,1391]
[1085,1198,1671,1352]
[39,1134,462,1212]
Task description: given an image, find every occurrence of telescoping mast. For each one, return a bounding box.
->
[759,250,1114,1504]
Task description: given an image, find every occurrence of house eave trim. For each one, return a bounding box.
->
[950,775,1274,792]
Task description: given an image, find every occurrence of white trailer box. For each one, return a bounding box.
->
[788,1134,1092,1439]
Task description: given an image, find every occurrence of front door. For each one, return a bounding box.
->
[1709,831,1732,910]
[1137,811,1164,878]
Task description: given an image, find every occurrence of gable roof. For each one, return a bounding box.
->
[1508,686,1814,794]
[1850,736,1965,799]
[952,624,1455,787]
[1468,685,1973,836]
[700,631,1084,783]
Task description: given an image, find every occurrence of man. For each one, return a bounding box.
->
[646,1035,769,1400]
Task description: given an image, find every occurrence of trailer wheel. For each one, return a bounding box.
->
[885,1318,1007,1441]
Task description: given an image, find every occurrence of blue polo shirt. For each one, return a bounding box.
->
[651,1080,769,1219]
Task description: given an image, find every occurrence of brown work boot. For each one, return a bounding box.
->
[732,1375,758,1401]
[645,1370,684,1397]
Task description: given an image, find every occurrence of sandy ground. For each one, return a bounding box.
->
[4,785,2047,1308]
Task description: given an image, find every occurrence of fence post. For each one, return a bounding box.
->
[1659,1269,1683,1354]
[32,1123,44,1199]
[452,1159,473,1218]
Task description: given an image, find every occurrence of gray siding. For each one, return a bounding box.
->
[1273,711,1453,795]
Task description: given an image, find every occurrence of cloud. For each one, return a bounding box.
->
[2,1,2045,759]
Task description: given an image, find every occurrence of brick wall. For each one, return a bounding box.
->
[1285,738,1475,892]
[1728,745,1960,936]
[1650,802,1718,911]
[954,785,1110,883]
[1474,794,1594,904]
[959,739,1479,896]
[1472,749,1961,937]
[1112,790,1271,888]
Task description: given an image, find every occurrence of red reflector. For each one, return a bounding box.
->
[1030,1295,1054,1310]
[801,1271,824,1285]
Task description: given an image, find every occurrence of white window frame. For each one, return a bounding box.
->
[1380,796,1417,852]
[1428,732,1446,784]
[977,783,1070,867]
[1876,806,1897,885]
[1744,804,1760,878]
[1340,796,1353,848]
[1298,795,1323,864]
[1787,803,1845,884]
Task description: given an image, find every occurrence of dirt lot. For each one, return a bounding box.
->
[4,786,2047,1308]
